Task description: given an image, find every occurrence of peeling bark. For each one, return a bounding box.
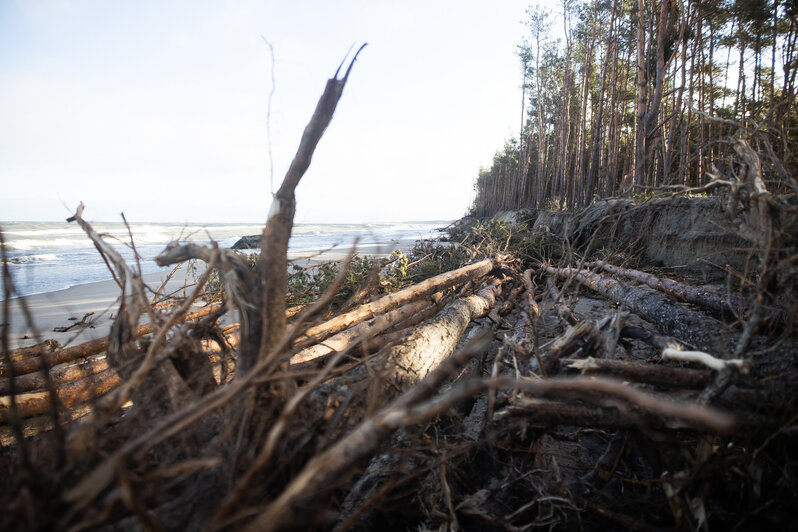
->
[589,259,748,315]
[544,265,734,355]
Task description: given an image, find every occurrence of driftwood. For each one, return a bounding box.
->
[53,312,95,333]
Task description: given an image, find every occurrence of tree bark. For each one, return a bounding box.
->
[1,355,110,395]
[1,303,223,378]
[544,265,734,355]
[566,357,712,388]
[0,368,120,421]
[294,258,495,348]
[588,260,748,315]
[289,292,446,369]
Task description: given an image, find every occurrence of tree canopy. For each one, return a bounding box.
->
[471,0,797,216]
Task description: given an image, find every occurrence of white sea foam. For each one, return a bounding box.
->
[5,253,62,265]
[6,238,92,251]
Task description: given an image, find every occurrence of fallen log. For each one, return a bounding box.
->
[289,294,450,371]
[167,260,492,365]
[377,279,501,391]
[6,339,60,363]
[2,301,312,379]
[565,357,712,389]
[242,331,496,532]
[521,269,541,323]
[3,326,240,396]
[3,292,445,402]
[0,274,490,421]
[1,355,240,421]
[212,282,503,526]
[0,354,110,395]
[0,368,121,421]
[295,279,501,436]
[334,324,492,531]
[588,259,748,315]
[544,265,734,355]
[294,257,495,347]
[1,303,225,377]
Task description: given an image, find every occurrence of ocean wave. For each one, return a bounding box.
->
[5,238,95,251]
[5,253,62,265]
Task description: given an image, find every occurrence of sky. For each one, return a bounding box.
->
[0,0,552,224]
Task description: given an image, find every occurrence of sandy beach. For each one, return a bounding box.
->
[3,238,420,350]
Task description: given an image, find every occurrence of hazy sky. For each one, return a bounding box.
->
[1,0,550,224]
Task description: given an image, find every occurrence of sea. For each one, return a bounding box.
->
[0,221,449,299]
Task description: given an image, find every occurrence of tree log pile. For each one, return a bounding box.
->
[1,55,796,531]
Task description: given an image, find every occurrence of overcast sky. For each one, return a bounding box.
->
[0,0,553,224]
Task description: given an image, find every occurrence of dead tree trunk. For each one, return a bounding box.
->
[295,257,495,347]
[289,292,447,369]
[544,265,735,355]
[297,279,504,438]
[588,260,748,315]
[0,355,110,395]
[0,369,120,421]
[378,280,501,391]
[1,303,224,378]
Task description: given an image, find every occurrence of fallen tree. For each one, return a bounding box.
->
[1,303,225,378]
[0,368,120,421]
[587,259,748,316]
[543,264,735,355]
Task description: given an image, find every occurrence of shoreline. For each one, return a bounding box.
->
[2,238,420,350]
